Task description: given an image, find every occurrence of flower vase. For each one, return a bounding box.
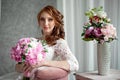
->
[97,43,111,75]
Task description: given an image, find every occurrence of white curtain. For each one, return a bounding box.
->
[57,0,120,80]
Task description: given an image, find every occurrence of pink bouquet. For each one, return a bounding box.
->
[10,37,47,78]
[81,7,117,44]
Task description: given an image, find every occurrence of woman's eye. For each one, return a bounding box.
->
[40,18,45,21]
[40,17,53,22]
[48,18,53,21]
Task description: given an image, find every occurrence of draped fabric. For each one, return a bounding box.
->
[57,0,120,80]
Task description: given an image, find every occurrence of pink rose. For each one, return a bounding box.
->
[101,23,117,41]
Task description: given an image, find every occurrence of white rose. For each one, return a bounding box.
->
[30,41,37,48]
[92,11,97,16]
[96,11,107,18]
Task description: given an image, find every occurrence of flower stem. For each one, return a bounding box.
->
[22,76,30,80]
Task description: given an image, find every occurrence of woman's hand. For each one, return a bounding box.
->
[23,61,44,73]
[15,63,24,73]
[23,63,34,73]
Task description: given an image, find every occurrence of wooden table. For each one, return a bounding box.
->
[74,69,120,80]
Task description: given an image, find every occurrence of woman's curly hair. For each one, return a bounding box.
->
[37,5,65,45]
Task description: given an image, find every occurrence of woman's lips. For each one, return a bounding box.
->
[44,27,48,30]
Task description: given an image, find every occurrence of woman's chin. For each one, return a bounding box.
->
[43,31,51,35]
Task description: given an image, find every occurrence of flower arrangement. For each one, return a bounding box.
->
[10,37,47,79]
[81,6,117,44]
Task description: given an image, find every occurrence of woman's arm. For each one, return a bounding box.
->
[23,61,69,80]
[24,39,79,73]
[35,66,68,80]
[23,60,70,73]
[41,60,70,71]
[52,39,79,72]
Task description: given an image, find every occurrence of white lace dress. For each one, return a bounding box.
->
[0,38,79,80]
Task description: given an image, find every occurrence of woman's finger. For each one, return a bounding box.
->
[23,64,29,71]
[25,66,32,72]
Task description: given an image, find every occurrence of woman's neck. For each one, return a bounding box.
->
[41,34,49,40]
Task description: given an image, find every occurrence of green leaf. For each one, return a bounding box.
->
[82,38,94,41]
[98,6,103,11]
[22,55,26,60]
[85,11,93,18]
[28,44,32,48]
[81,33,85,36]
[91,22,97,27]
[97,22,103,27]
[41,40,47,46]
[25,49,28,53]
[44,49,48,53]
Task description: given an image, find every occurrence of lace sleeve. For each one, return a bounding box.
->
[53,39,79,72]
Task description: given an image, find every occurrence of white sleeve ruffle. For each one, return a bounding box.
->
[53,39,79,72]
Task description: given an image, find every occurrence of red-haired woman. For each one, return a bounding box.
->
[16,5,79,80]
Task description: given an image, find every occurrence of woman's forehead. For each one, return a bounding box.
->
[40,12,53,18]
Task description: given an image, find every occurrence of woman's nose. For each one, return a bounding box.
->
[45,20,48,25]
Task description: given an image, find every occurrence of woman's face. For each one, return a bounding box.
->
[39,12,55,35]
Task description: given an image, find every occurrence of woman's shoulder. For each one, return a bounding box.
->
[56,38,66,42]
[56,38,68,45]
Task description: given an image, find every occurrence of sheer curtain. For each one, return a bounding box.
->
[57,0,120,80]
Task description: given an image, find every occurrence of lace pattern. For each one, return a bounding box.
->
[53,39,79,72]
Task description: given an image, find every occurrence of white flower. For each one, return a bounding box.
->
[106,18,111,22]
[37,53,43,61]
[29,39,38,48]
[96,11,107,18]
[92,10,97,16]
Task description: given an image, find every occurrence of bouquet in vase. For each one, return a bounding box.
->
[10,37,47,80]
[81,6,117,44]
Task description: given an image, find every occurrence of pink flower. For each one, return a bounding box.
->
[101,23,117,41]
[10,37,47,77]
[81,6,117,43]
[85,27,102,39]
[85,27,94,38]
[93,28,102,38]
